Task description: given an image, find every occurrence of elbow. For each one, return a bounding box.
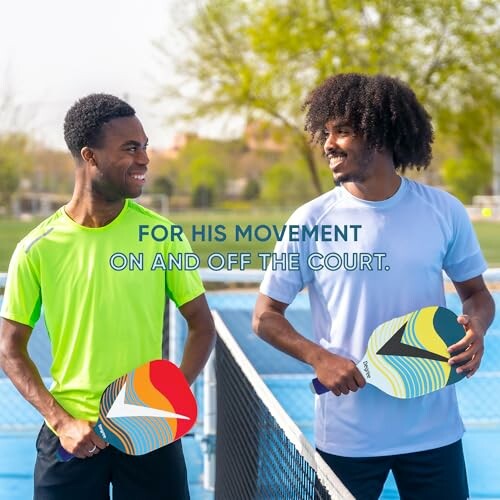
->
[0,332,9,372]
[252,308,263,338]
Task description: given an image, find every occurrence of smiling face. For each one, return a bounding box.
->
[323,120,376,185]
[84,115,149,201]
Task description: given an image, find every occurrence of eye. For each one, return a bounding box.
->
[127,146,137,152]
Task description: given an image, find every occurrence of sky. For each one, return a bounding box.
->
[0,0,197,151]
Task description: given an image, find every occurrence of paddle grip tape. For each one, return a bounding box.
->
[56,445,75,462]
[310,378,329,395]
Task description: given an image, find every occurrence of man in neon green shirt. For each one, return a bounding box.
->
[0,94,216,499]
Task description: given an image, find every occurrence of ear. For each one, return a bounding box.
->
[80,146,97,166]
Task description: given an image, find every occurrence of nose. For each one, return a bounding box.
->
[323,132,338,154]
[137,148,149,166]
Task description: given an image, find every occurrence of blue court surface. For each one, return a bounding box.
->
[207,291,500,500]
[1,290,499,499]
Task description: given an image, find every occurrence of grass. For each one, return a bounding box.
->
[472,221,500,267]
[1,212,499,271]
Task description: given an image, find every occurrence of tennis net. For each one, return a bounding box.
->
[213,311,353,500]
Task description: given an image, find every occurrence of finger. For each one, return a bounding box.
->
[456,356,482,374]
[447,334,473,354]
[339,384,350,395]
[447,318,469,353]
[347,376,364,392]
[347,379,359,392]
[82,443,97,458]
[354,369,367,388]
[466,366,479,378]
[90,432,108,450]
[449,345,483,366]
[331,387,341,397]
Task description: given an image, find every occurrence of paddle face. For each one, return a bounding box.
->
[311,306,467,399]
[56,359,197,461]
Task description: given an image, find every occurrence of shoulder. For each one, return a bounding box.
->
[287,188,345,225]
[17,209,66,253]
[405,179,466,218]
[125,200,182,228]
[406,179,463,207]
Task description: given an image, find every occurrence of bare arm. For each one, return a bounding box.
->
[178,294,216,385]
[0,317,106,458]
[252,293,365,396]
[448,275,496,377]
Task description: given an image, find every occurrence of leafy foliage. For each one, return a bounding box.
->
[158,0,500,197]
[442,152,492,204]
[0,134,33,210]
[261,160,317,207]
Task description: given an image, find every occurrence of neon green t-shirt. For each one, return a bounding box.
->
[1,200,204,422]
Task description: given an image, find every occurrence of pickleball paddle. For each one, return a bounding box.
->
[311,306,467,399]
[56,359,197,461]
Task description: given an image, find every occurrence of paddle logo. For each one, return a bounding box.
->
[362,360,371,379]
[106,382,191,420]
[376,322,450,362]
[97,423,107,439]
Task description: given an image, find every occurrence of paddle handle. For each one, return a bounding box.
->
[310,358,368,395]
[310,378,329,395]
[55,421,101,462]
[56,445,74,462]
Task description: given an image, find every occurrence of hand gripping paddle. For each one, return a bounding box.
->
[56,359,197,461]
[311,306,467,399]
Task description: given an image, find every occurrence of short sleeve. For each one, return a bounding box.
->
[259,211,313,304]
[1,242,42,327]
[443,200,487,282]
[165,233,205,307]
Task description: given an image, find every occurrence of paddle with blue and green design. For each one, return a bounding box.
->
[310,306,467,398]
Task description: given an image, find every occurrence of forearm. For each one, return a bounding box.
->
[179,324,216,385]
[253,296,366,395]
[461,288,495,334]
[253,306,325,367]
[0,348,71,431]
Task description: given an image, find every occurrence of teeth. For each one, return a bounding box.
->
[131,175,145,180]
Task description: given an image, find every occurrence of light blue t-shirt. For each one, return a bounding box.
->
[260,177,487,457]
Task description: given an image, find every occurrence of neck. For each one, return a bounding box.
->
[342,168,402,202]
[65,189,125,228]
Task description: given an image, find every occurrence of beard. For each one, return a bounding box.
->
[331,146,375,186]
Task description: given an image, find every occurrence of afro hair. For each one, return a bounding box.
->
[303,73,434,170]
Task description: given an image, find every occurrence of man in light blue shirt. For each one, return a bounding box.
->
[253,73,495,499]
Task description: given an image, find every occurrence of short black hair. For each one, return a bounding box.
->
[64,93,136,158]
[303,73,433,170]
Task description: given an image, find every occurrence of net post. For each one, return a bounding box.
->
[202,350,216,490]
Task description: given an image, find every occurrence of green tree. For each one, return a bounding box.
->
[442,152,491,204]
[243,178,260,200]
[181,154,227,205]
[261,160,316,207]
[0,134,33,211]
[152,175,175,197]
[192,184,214,208]
[158,0,500,196]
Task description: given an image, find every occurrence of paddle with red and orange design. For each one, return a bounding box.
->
[56,359,197,461]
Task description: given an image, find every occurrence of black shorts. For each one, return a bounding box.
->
[318,440,469,500]
[34,423,190,500]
